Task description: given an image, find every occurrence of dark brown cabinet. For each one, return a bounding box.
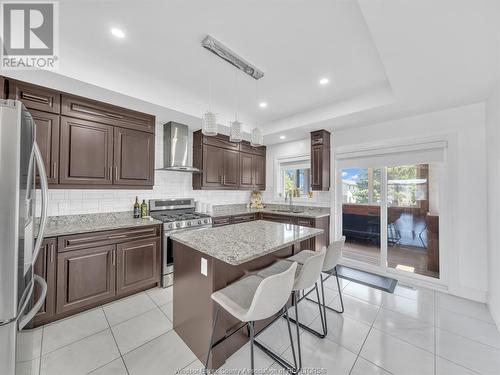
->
[9,80,61,113]
[0,76,156,189]
[223,149,240,187]
[34,238,56,326]
[311,130,330,191]
[59,116,114,186]
[193,131,266,190]
[61,94,155,133]
[56,244,116,314]
[116,238,160,296]
[114,127,154,186]
[31,110,60,184]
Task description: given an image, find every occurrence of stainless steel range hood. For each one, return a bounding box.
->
[158,122,200,172]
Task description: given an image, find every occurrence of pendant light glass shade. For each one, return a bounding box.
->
[229,120,242,142]
[202,111,218,136]
[251,127,263,146]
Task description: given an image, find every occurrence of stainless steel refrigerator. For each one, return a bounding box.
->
[0,99,49,375]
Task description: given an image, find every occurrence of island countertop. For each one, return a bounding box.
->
[170,220,323,266]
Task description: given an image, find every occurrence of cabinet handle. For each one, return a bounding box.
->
[109,234,126,239]
[115,166,118,181]
[111,250,116,266]
[49,244,54,263]
[108,166,112,180]
[52,162,57,178]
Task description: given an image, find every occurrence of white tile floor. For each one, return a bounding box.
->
[23,278,500,375]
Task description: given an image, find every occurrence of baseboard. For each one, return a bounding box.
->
[448,285,487,303]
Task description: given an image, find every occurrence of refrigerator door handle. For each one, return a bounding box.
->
[18,275,46,330]
[32,142,49,265]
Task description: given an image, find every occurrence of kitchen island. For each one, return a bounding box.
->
[170,220,323,369]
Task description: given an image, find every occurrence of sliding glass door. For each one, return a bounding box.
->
[340,162,442,280]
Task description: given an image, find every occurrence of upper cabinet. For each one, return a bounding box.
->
[114,127,154,186]
[310,129,330,191]
[61,94,155,133]
[192,131,266,190]
[1,76,156,189]
[9,80,61,113]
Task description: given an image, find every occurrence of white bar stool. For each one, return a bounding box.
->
[204,262,298,374]
[257,249,326,370]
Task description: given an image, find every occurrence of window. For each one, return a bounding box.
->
[279,160,311,198]
[342,167,382,204]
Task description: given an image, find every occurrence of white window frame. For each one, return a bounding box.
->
[274,154,317,203]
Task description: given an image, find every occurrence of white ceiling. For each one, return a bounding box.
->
[3,0,498,144]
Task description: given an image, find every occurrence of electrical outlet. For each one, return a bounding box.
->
[201,257,208,276]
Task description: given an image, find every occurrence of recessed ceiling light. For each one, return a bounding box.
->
[111,27,125,39]
[259,102,268,108]
[319,77,329,86]
[279,135,286,140]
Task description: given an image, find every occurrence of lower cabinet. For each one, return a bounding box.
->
[116,238,160,296]
[33,225,162,326]
[34,238,57,326]
[56,245,116,314]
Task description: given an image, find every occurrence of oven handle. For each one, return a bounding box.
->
[164,225,212,236]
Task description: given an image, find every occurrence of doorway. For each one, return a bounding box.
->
[340,163,441,280]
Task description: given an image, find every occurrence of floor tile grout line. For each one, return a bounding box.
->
[434,354,484,375]
[434,325,500,351]
[348,302,383,375]
[104,303,160,329]
[118,327,175,358]
[40,326,110,357]
[101,306,132,375]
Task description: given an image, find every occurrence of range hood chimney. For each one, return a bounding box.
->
[159,122,200,172]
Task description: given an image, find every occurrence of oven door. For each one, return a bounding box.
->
[162,226,212,287]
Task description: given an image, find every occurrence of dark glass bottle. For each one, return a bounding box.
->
[133,196,140,218]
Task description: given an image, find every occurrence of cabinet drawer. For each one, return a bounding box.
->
[203,134,240,151]
[212,216,232,227]
[58,225,161,252]
[296,217,315,227]
[261,213,294,224]
[61,94,155,133]
[9,80,61,113]
[232,214,255,223]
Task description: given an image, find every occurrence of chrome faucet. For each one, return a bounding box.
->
[286,190,293,211]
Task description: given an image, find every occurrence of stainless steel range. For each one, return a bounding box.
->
[149,198,212,287]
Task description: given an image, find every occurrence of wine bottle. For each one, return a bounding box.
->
[141,199,148,218]
[133,196,140,218]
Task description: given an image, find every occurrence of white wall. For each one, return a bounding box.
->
[38,124,251,216]
[486,81,500,327]
[333,103,488,302]
[262,139,331,207]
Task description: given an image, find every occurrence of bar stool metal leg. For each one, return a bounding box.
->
[305,267,344,314]
[248,321,255,373]
[293,291,302,370]
[288,283,327,339]
[204,306,220,374]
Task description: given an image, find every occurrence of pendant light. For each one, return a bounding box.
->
[251,79,264,147]
[230,69,242,142]
[202,54,217,136]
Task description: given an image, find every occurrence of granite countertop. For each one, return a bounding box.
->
[170,220,323,266]
[211,204,330,219]
[39,212,163,237]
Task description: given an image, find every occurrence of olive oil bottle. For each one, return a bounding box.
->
[133,196,140,218]
[141,199,148,218]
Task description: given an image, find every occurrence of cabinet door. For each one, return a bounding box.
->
[59,116,113,185]
[33,238,56,326]
[253,155,266,190]
[31,110,60,184]
[114,127,154,186]
[223,149,240,187]
[311,145,322,190]
[203,145,224,187]
[9,80,61,113]
[239,153,254,188]
[116,238,160,296]
[57,245,116,314]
